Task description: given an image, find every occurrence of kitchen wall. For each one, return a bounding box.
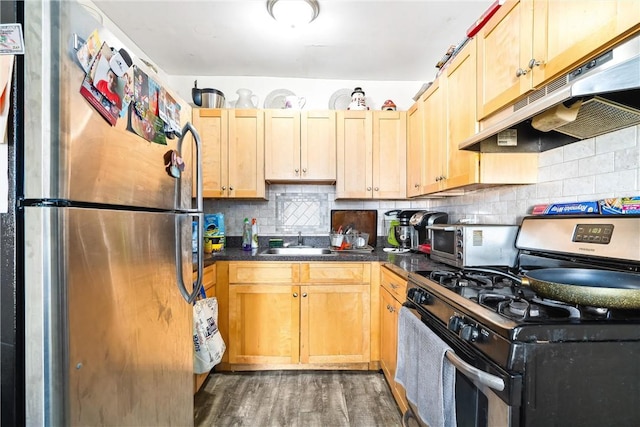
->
[204,124,639,239]
[431,125,639,225]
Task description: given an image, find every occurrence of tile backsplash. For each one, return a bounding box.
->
[203,186,430,238]
[275,193,329,234]
[203,125,639,237]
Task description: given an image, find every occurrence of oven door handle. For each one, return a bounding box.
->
[445,350,505,392]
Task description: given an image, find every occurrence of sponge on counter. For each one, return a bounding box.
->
[268,239,284,248]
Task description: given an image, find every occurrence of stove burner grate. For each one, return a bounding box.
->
[477,291,582,321]
[428,269,516,291]
[414,268,640,322]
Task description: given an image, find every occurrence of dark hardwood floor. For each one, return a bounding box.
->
[194,371,403,427]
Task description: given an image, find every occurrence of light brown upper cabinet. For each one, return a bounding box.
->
[192,109,227,198]
[477,0,640,120]
[264,110,336,183]
[420,79,448,194]
[414,37,537,197]
[336,111,406,199]
[192,109,265,199]
[449,37,537,191]
[406,102,425,197]
[445,38,483,191]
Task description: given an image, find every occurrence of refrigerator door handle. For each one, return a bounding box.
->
[176,122,204,303]
[175,212,204,303]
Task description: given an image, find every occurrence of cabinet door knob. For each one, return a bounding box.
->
[229,186,234,191]
[302,168,307,173]
[295,168,299,174]
[374,187,379,191]
[528,58,542,69]
[515,67,528,77]
[367,186,372,191]
[293,293,298,298]
[222,186,226,190]
[414,183,419,188]
[302,292,307,298]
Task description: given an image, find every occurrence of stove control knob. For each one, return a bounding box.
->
[448,315,464,333]
[408,288,430,305]
[460,324,480,342]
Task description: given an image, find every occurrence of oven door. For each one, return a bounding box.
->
[403,304,522,427]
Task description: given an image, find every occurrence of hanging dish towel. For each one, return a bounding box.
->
[193,290,226,374]
[395,306,456,427]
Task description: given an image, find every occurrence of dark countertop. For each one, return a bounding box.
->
[195,246,445,278]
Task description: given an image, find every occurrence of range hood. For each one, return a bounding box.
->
[460,32,640,152]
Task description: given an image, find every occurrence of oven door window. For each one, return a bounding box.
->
[456,371,489,427]
[432,230,455,255]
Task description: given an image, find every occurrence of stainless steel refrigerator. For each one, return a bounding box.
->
[2,1,204,425]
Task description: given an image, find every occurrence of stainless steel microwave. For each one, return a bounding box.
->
[427,224,520,268]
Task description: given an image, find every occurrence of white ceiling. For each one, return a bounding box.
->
[93,0,494,82]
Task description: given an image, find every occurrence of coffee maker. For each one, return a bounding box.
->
[386,210,449,250]
[408,211,448,252]
[393,210,425,249]
[394,210,449,253]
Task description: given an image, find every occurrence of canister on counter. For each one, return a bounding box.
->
[204,213,225,253]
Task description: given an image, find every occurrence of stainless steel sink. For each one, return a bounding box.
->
[260,247,335,256]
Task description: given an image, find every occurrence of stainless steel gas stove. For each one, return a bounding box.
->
[403,215,640,427]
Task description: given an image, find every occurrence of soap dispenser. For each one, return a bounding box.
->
[242,218,252,251]
[251,218,259,249]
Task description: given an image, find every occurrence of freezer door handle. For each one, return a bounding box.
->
[177,122,204,304]
[178,121,203,214]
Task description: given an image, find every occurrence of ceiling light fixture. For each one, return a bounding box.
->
[267,0,320,28]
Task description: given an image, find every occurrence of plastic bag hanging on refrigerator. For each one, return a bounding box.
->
[193,296,226,374]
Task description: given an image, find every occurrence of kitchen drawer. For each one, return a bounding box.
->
[228,261,299,284]
[300,262,371,284]
[193,264,217,298]
[203,264,216,297]
[381,267,407,302]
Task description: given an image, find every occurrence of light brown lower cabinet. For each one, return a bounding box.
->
[193,263,217,394]
[226,261,371,370]
[380,266,409,414]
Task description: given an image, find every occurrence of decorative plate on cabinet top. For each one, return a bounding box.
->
[329,88,352,110]
[264,88,296,109]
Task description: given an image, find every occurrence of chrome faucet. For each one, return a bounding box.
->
[297,231,303,246]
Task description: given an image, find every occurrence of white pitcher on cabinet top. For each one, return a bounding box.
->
[235,88,259,108]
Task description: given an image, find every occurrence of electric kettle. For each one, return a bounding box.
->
[192,80,225,108]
